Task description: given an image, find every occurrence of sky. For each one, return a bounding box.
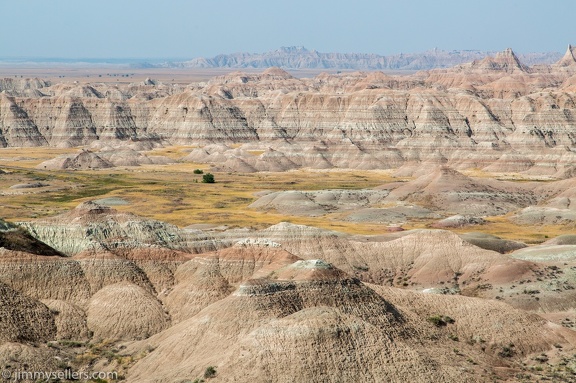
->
[1,0,575,59]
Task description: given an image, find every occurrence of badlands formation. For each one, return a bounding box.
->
[1,47,576,382]
[0,46,574,177]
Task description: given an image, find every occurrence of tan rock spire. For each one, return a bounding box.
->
[493,48,529,72]
[472,48,528,72]
[557,44,576,67]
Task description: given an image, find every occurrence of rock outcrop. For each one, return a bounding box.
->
[5,49,576,382]
[0,249,92,304]
[249,189,390,216]
[458,232,526,254]
[19,201,222,255]
[470,48,529,72]
[557,45,576,67]
[126,260,458,383]
[0,219,64,256]
[37,149,114,170]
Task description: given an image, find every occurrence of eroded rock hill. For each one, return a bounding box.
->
[2,47,576,175]
[18,201,225,256]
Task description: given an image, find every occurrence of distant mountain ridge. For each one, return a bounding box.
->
[154,46,563,71]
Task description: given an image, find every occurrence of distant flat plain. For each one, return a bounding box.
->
[0,63,415,83]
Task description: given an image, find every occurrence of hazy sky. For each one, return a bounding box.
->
[1,0,574,59]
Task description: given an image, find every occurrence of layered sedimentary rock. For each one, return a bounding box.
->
[1,48,576,175]
[19,201,224,255]
[126,259,463,383]
[36,147,171,170]
[248,166,555,222]
[164,241,299,322]
[0,249,91,304]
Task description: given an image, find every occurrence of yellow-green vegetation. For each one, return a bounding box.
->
[448,215,573,244]
[461,168,560,182]
[98,167,394,233]
[0,147,75,168]
[0,146,573,240]
[143,145,197,160]
[0,147,393,233]
[246,150,266,156]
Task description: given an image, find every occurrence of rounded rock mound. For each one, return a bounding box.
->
[543,234,576,246]
[459,232,526,254]
[0,282,56,343]
[41,299,90,340]
[37,150,114,170]
[87,282,169,341]
[432,214,486,228]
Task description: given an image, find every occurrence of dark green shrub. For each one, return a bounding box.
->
[204,366,217,379]
[427,315,455,327]
[202,173,215,183]
[498,346,514,358]
[193,169,204,174]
